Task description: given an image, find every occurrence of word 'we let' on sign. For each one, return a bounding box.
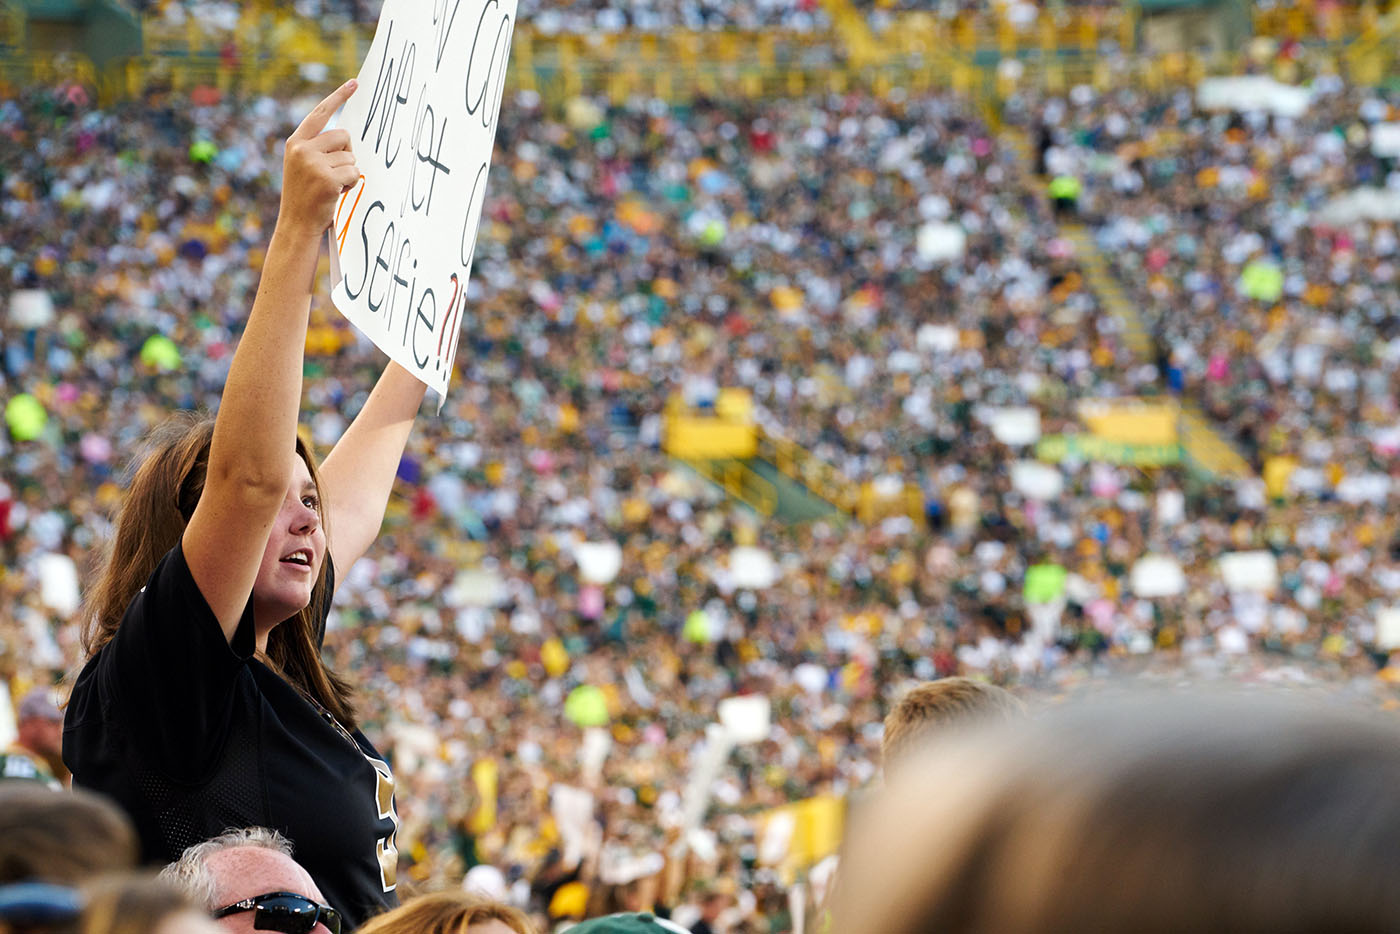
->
[329,0,515,404]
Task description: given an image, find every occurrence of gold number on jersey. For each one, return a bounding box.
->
[370,757,400,891]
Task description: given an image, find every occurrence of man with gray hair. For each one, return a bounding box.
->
[160,828,342,933]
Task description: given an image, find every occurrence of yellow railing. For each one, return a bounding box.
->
[8,39,1381,115]
[1345,4,1400,84]
[1178,404,1252,480]
[139,13,833,79]
[1252,0,1394,43]
[0,53,96,95]
[0,2,23,49]
[6,1,1396,110]
[518,30,851,106]
[873,6,1137,56]
[979,44,1343,104]
[127,15,851,106]
[684,458,778,517]
[104,54,315,100]
[818,0,882,69]
[755,429,859,514]
[141,5,319,56]
[130,0,1394,53]
[855,480,925,526]
[93,47,961,110]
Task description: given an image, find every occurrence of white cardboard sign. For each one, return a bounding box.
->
[1371,123,1400,158]
[718,694,771,744]
[329,0,516,403]
[1218,551,1279,594]
[1377,608,1400,651]
[1129,555,1186,599]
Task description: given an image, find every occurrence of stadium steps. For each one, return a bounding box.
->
[680,457,778,517]
[755,429,859,515]
[1054,224,1255,482]
[745,458,845,522]
[1178,403,1253,481]
[681,428,854,522]
[1000,125,1036,173]
[680,456,843,523]
[1058,225,1154,361]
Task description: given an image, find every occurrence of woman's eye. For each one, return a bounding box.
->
[303,496,319,509]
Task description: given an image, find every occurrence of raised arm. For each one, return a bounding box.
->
[183,80,360,641]
[319,361,427,578]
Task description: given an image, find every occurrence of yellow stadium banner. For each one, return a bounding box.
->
[756,794,846,874]
[1077,399,1180,446]
[468,759,499,836]
[662,391,757,460]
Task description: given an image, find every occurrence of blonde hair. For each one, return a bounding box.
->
[357,891,535,934]
[80,413,356,727]
[881,678,1024,769]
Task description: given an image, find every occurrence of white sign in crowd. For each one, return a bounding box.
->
[329,0,517,403]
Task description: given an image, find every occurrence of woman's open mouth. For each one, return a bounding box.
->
[280,548,314,570]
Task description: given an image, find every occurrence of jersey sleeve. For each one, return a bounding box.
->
[95,541,257,781]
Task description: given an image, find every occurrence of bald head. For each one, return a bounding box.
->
[205,846,330,933]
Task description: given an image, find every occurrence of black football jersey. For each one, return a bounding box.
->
[64,543,399,929]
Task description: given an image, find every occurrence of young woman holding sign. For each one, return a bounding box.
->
[63,79,428,929]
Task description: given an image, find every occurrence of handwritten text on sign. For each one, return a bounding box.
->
[329,0,515,402]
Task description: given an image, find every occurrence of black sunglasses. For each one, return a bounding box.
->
[212,891,342,934]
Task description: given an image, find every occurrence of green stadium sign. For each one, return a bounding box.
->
[1035,435,1181,467]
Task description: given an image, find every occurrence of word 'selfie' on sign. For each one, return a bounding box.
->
[329,0,515,407]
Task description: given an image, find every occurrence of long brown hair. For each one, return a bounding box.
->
[81,412,357,727]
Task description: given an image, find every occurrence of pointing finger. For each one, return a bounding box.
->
[291,79,358,142]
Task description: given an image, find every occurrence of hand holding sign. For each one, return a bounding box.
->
[279,79,362,239]
[329,0,516,405]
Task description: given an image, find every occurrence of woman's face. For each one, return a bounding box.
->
[251,454,326,626]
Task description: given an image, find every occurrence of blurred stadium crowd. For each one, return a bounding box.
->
[129,0,1161,34]
[4,1,1400,929]
[133,0,828,33]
